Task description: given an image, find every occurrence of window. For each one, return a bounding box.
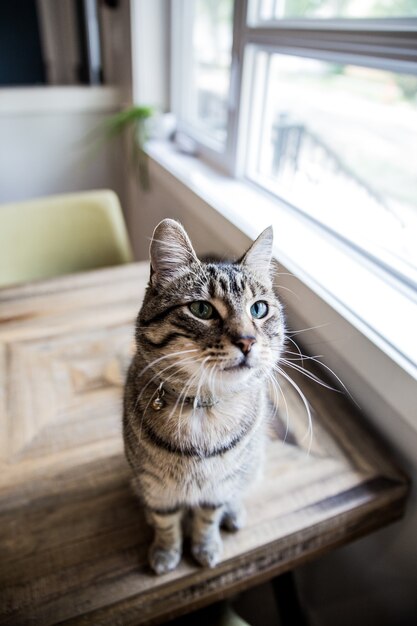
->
[184,0,234,146]
[172,0,417,289]
[246,53,417,285]
[251,0,417,21]
[172,0,234,154]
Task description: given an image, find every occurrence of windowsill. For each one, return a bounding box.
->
[144,138,417,436]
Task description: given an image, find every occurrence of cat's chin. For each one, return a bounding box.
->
[216,364,258,388]
[222,362,253,373]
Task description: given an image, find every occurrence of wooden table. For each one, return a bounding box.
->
[0,263,409,625]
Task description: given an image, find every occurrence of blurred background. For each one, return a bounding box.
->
[0,0,128,207]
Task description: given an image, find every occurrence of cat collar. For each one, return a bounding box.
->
[151,382,219,411]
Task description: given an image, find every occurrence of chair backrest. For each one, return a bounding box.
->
[0,190,134,288]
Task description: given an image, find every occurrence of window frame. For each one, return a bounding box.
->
[172,0,417,171]
[171,0,245,173]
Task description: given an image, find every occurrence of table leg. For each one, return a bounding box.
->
[272,572,309,626]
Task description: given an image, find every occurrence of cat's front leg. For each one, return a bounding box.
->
[147,508,183,575]
[221,499,246,532]
[191,504,223,568]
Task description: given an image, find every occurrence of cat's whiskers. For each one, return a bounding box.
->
[133,357,205,447]
[133,354,202,414]
[280,358,339,393]
[276,284,301,300]
[193,356,212,409]
[273,364,313,456]
[166,358,205,418]
[134,357,193,409]
[284,350,323,362]
[263,368,284,437]
[287,323,329,337]
[215,355,226,397]
[141,358,205,456]
[175,370,199,455]
[136,348,199,380]
[266,368,290,444]
[282,347,356,404]
[207,362,218,399]
[285,335,306,367]
[174,358,210,455]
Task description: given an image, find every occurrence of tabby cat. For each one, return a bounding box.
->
[123,219,285,574]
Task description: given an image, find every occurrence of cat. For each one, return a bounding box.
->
[123,218,285,575]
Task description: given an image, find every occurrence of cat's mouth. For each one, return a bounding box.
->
[222,359,252,372]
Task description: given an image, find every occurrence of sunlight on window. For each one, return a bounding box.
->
[247,53,417,282]
[256,0,417,20]
[189,0,234,145]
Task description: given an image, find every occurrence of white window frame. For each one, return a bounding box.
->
[172,0,417,176]
[171,0,247,173]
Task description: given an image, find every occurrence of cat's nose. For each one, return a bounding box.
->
[233,335,256,355]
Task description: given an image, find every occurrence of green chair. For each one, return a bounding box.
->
[0,190,133,288]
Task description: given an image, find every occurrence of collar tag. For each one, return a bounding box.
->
[151,383,166,411]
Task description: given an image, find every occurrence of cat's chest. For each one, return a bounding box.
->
[162,446,252,497]
[181,405,214,434]
[150,423,264,506]
[173,399,255,446]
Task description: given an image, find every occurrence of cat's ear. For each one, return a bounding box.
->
[240,226,273,275]
[149,218,199,285]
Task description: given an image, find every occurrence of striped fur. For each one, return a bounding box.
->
[123,219,284,574]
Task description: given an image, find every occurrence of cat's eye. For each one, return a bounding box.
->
[189,301,214,320]
[250,301,268,319]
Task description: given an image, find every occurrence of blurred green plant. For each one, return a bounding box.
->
[395,74,417,102]
[102,105,154,191]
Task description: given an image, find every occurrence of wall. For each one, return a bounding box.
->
[0,87,126,207]
[125,164,246,262]
[0,0,133,208]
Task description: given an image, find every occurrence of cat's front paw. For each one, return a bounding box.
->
[221,504,246,532]
[149,544,181,575]
[192,538,223,568]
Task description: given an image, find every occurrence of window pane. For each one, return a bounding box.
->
[246,53,417,283]
[186,0,234,146]
[255,0,417,20]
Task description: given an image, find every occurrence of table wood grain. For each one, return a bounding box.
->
[0,263,409,625]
